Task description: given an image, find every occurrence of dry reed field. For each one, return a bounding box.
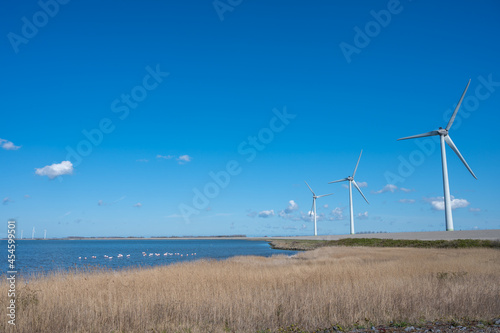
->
[2,246,499,332]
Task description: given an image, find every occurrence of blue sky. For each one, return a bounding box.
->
[1,0,499,237]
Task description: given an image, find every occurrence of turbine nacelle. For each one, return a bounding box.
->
[437,128,448,136]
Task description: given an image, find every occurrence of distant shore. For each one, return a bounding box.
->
[12,235,250,241]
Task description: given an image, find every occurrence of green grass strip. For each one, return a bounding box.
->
[269,238,500,251]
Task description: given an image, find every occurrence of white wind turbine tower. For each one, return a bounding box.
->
[44,229,47,240]
[32,227,35,240]
[328,150,369,235]
[398,80,477,231]
[20,230,23,240]
[305,181,333,236]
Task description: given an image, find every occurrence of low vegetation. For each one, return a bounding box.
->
[1,247,499,332]
[268,238,500,251]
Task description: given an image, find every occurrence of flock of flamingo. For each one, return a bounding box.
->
[78,252,197,260]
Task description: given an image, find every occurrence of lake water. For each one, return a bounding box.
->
[2,239,297,277]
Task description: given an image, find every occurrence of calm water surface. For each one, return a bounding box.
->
[2,239,297,277]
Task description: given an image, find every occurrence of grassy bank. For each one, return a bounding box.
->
[268,238,500,251]
[2,247,499,332]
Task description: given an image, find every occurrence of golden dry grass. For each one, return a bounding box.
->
[2,247,499,332]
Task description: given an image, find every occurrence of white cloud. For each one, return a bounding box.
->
[156,154,174,160]
[400,187,414,193]
[258,210,274,218]
[357,211,368,219]
[3,197,12,205]
[0,138,21,150]
[399,199,416,204]
[426,196,470,211]
[469,207,481,212]
[24,194,30,199]
[450,199,470,209]
[284,200,298,214]
[35,161,73,179]
[373,184,398,194]
[177,155,192,164]
[133,203,143,208]
[329,207,344,220]
[323,204,329,209]
[157,154,192,164]
[279,207,311,222]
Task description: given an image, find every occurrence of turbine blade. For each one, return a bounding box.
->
[328,178,349,184]
[444,135,477,179]
[398,131,439,141]
[352,150,363,177]
[304,181,315,195]
[352,180,369,204]
[309,199,315,216]
[317,193,334,198]
[446,79,471,131]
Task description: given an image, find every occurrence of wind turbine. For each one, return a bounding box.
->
[328,150,369,235]
[32,227,35,240]
[398,79,477,231]
[304,181,333,236]
[44,229,47,240]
